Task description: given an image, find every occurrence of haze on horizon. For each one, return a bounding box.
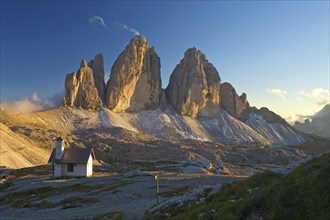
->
[0,1,329,123]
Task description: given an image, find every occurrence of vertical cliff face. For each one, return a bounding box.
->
[220,82,250,119]
[88,54,106,104]
[165,48,221,117]
[105,35,162,112]
[63,56,105,110]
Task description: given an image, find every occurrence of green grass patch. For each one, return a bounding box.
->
[131,161,179,171]
[99,180,141,192]
[0,181,14,191]
[36,201,57,209]
[93,211,124,220]
[0,183,93,208]
[149,185,166,190]
[60,196,98,209]
[92,172,116,177]
[111,189,122,194]
[14,165,51,177]
[144,153,330,220]
[159,186,190,198]
[198,187,213,199]
[35,196,98,209]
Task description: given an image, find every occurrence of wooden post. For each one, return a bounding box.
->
[155,173,159,204]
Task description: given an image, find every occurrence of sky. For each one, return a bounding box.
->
[1,1,329,123]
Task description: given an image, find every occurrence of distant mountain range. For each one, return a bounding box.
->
[294,104,330,137]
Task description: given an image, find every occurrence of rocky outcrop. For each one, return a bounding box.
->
[220,82,288,125]
[105,35,162,112]
[220,82,249,119]
[244,106,287,124]
[258,107,287,124]
[166,48,221,117]
[63,55,104,110]
[88,54,106,103]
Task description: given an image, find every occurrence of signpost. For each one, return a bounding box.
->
[155,173,159,204]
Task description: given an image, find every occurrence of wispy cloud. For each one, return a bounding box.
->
[88,17,141,36]
[297,88,330,106]
[288,105,328,124]
[31,92,41,102]
[284,109,316,124]
[267,89,287,99]
[283,114,300,124]
[89,16,109,30]
[113,22,140,36]
[0,91,64,113]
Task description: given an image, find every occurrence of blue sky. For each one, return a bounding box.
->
[1,1,329,122]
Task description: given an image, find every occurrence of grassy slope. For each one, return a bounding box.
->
[146,153,330,220]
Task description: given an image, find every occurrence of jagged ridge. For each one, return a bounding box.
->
[59,35,305,148]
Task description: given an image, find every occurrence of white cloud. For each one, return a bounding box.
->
[31,92,41,102]
[113,22,140,36]
[0,91,64,113]
[0,98,44,112]
[267,89,287,99]
[297,88,330,106]
[284,110,316,124]
[284,115,303,124]
[89,16,109,29]
[88,17,140,36]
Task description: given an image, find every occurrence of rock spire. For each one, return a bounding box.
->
[105,35,162,112]
[166,48,221,117]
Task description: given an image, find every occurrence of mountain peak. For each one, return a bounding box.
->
[63,54,104,110]
[184,47,206,60]
[130,35,147,46]
[105,34,161,112]
[166,47,221,117]
[80,59,88,68]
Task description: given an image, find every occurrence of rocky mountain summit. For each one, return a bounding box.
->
[63,56,105,110]
[58,35,305,148]
[61,35,286,124]
[106,35,162,112]
[166,48,221,117]
[63,36,162,112]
